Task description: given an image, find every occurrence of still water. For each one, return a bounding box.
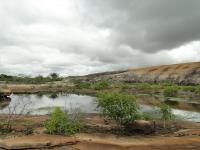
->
[0,94,97,115]
[0,94,199,122]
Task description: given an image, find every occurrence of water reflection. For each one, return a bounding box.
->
[0,94,97,115]
[140,105,200,122]
[0,94,199,122]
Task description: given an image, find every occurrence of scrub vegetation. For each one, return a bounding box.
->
[163,86,179,97]
[0,73,62,84]
[44,107,84,135]
[96,92,140,128]
[159,104,174,128]
[75,80,110,90]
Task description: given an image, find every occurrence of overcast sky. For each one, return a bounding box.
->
[0,0,200,76]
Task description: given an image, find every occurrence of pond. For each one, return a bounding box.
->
[0,94,97,115]
[0,94,200,122]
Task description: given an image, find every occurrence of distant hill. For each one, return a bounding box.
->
[83,62,200,85]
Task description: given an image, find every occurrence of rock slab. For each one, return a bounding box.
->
[0,135,78,149]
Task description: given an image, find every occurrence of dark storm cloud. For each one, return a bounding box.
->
[82,0,200,52]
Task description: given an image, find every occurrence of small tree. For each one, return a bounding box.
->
[49,73,59,80]
[159,104,174,128]
[96,92,140,129]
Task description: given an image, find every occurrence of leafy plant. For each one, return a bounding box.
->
[181,86,196,92]
[75,82,91,89]
[44,107,84,135]
[96,92,140,129]
[142,112,152,120]
[92,80,110,90]
[163,86,179,97]
[0,73,62,84]
[49,73,59,80]
[194,86,200,95]
[24,126,34,135]
[159,104,174,128]
[132,83,152,90]
[49,92,58,99]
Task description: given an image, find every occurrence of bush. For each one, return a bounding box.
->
[0,74,62,84]
[49,73,59,80]
[76,82,91,89]
[194,86,200,95]
[120,83,133,90]
[181,86,196,92]
[133,83,152,90]
[142,112,151,120]
[163,86,179,97]
[24,126,34,135]
[49,92,58,99]
[159,104,174,128]
[45,107,84,135]
[92,80,109,90]
[96,92,140,128]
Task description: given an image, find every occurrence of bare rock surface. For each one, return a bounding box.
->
[0,135,78,150]
[72,133,200,150]
[84,62,200,85]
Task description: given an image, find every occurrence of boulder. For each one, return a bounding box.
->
[132,120,155,134]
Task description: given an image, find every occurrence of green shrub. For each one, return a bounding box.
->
[120,84,133,90]
[92,80,109,90]
[76,82,91,89]
[194,86,200,95]
[142,112,151,120]
[163,86,179,97]
[24,126,34,135]
[181,86,196,92]
[159,104,174,128]
[45,107,84,135]
[161,82,177,87]
[49,92,58,99]
[96,92,140,128]
[132,83,152,90]
[0,74,62,84]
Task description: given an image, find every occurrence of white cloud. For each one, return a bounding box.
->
[0,0,199,76]
[169,41,200,63]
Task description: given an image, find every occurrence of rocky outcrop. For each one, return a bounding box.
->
[84,62,200,85]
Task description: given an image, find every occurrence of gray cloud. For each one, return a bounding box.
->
[81,0,200,52]
[0,0,200,76]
